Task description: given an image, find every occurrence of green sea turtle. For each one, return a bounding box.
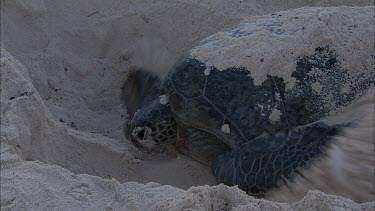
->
[123,8,374,196]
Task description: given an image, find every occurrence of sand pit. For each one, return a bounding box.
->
[1,0,374,210]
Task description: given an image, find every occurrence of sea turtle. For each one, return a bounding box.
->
[123,48,372,196]
[123,8,374,196]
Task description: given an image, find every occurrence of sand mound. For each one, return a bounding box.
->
[1,0,374,210]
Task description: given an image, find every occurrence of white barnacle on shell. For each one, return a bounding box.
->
[159,94,168,105]
[257,104,267,117]
[269,108,282,123]
[275,92,281,100]
[221,124,231,134]
[204,68,211,76]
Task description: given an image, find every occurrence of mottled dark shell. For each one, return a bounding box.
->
[162,46,373,148]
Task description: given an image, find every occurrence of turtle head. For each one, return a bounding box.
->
[129,99,177,153]
[123,69,177,155]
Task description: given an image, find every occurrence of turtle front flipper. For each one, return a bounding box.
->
[212,122,341,196]
[122,69,162,119]
[176,124,231,166]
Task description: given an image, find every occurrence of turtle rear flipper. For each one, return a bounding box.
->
[212,122,341,196]
[122,69,162,119]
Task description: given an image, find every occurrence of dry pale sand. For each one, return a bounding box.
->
[1,0,374,210]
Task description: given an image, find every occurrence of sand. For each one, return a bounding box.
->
[1,0,374,210]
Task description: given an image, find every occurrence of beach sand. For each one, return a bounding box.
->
[1,1,374,210]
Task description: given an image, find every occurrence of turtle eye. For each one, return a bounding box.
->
[137,129,146,140]
[132,126,150,141]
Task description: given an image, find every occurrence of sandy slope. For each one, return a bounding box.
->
[1,0,374,210]
[3,47,373,210]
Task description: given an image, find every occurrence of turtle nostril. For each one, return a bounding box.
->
[138,129,145,140]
